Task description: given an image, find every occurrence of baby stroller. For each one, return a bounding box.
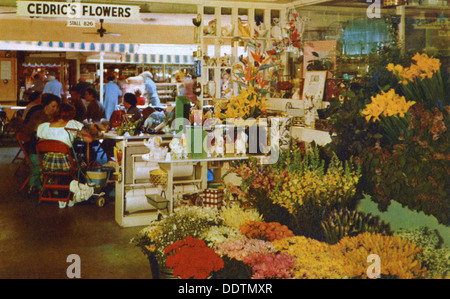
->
[65,128,113,207]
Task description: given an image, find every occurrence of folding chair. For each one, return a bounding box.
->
[36,139,77,205]
[15,132,31,192]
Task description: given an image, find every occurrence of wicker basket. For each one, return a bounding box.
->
[149,168,168,185]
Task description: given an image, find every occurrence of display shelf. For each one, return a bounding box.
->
[195,4,287,107]
[114,138,170,227]
[155,83,182,103]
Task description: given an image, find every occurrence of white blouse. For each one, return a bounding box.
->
[37,120,85,147]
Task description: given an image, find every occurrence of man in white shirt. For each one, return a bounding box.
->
[43,71,64,100]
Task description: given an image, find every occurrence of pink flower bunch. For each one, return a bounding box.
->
[214,238,275,261]
[243,253,296,279]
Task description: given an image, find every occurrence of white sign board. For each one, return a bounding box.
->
[67,19,96,28]
[302,71,327,102]
[1,61,12,80]
[17,1,140,20]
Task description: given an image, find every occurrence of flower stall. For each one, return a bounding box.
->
[132,48,449,280]
[127,1,448,281]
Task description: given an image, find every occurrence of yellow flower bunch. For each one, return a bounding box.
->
[333,232,427,279]
[387,53,441,85]
[273,236,350,279]
[362,89,416,122]
[215,48,272,120]
[220,203,263,228]
[273,233,428,279]
[270,156,360,215]
[218,85,269,120]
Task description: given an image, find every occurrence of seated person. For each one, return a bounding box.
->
[123,92,142,122]
[101,93,142,162]
[85,87,105,123]
[22,91,42,123]
[21,93,61,195]
[68,85,87,122]
[37,103,93,208]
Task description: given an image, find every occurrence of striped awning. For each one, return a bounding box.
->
[123,53,194,64]
[0,40,195,64]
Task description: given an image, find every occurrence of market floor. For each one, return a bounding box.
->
[0,145,152,279]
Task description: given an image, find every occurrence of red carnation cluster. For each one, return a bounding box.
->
[164,236,224,279]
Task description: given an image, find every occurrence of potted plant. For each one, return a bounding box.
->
[306,51,333,72]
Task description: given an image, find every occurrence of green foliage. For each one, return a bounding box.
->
[230,144,361,241]
[321,208,392,245]
[365,103,450,224]
[307,51,333,71]
[364,45,414,95]
[249,188,305,238]
[325,91,381,162]
[116,119,142,136]
[395,226,450,278]
[325,45,449,224]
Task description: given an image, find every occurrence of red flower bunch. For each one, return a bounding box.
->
[164,236,224,279]
[243,253,296,279]
[240,221,295,242]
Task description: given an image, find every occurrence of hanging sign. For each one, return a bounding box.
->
[67,19,95,27]
[17,1,140,20]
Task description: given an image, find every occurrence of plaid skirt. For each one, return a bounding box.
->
[42,152,72,172]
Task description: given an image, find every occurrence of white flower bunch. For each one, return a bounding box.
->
[200,225,245,246]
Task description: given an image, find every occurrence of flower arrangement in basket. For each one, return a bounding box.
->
[164,236,224,279]
[132,206,223,267]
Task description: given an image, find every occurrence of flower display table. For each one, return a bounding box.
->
[142,155,249,215]
[114,137,249,227]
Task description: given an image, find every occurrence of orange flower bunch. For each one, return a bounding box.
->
[240,221,295,242]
